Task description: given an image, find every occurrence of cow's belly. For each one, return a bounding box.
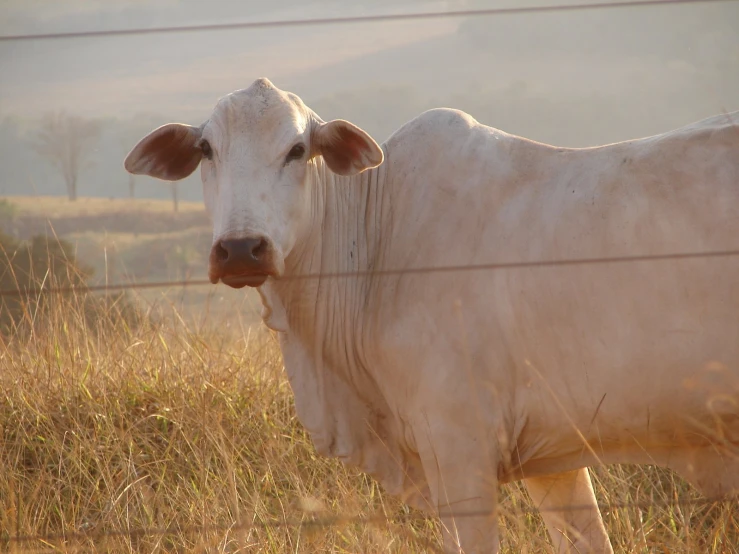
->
[486,257,739,480]
[511,369,739,482]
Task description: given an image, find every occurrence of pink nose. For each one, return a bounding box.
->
[209,237,273,288]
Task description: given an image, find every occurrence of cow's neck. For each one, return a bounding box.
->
[259,154,390,370]
[255,156,410,488]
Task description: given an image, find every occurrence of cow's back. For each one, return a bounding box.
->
[382,108,739,262]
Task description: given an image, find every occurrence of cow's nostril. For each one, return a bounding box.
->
[250,238,267,261]
[215,241,230,262]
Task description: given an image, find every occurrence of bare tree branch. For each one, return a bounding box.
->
[33,111,101,201]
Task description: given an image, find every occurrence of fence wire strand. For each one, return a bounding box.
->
[0,0,737,42]
[4,495,736,545]
[2,247,739,298]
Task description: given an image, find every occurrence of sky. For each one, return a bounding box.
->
[0,0,737,200]
[0,0,457,119]
[1,0,733,121]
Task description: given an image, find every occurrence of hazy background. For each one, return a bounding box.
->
[0,0,737,320]
[1,0,737,201]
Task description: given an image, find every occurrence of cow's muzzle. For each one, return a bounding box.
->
[209,237,276,288]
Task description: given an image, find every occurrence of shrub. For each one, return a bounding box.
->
[0,231,141,334]
[0,198,18,235]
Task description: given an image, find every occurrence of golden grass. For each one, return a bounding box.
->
[9,197,205,218]
[64,228,211,251]
[1,290,737,553]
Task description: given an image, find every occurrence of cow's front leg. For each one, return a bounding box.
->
[524,468,614,554]
[415,418,501,553]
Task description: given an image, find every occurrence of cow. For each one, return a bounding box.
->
[124,78,739,553]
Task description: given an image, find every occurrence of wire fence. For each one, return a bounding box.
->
[5,495,736,546]
[0,0,736,42]
[2,247,739,298]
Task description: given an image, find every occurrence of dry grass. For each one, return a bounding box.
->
[1,290,737,553]
[9,197,205,218]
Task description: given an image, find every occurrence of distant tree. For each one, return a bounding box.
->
[169,181,179,213]
[120,114,173,201]
[33,112,101,201]
[119,126,140,199]
[128,173,136,199]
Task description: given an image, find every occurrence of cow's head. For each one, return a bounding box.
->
[124,78,383,288]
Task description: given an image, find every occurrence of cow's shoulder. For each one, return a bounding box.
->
[382,107,526,173]
[385,107,489,146]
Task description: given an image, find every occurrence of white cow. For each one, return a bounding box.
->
[125,78,739,553]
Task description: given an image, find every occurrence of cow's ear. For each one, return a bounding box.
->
[124,123,202,181]
[313,120,383,176]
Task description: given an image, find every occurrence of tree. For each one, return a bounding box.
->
[121,113,171,201]
[33,111,101,201]
[119,125,140,199]
[169,181,179,213]
[128,173,136,199]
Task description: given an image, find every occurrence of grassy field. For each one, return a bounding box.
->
[1,196,261,327]
[1,197,738,552]
[7,197,206,218]
[4,196,211,282]
[1,283,738,553]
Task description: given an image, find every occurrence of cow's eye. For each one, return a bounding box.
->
[200,140,213,160]
[285,143,305,163]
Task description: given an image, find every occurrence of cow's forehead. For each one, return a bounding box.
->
[209,79,308,143]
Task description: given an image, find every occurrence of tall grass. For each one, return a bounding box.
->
[1,288,737,553]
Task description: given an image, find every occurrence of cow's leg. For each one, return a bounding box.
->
[524,468,613,554]
[415,420,501,553]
